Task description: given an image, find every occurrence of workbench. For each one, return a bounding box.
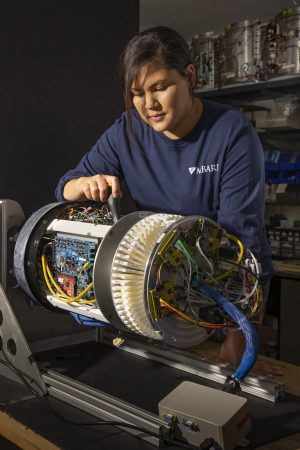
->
[0,338,299,450]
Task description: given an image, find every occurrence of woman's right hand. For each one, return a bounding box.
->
[63,174,121,202]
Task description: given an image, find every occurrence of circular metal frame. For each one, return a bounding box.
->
[144,216,213,346]
[14,201,89,309]
[93,211,154,331]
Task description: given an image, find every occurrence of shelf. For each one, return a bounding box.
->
[265,187,300,205]
[195,74,300,102]
[258,128,300,139]
[259,126,300,133]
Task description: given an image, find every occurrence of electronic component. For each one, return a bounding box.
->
[56,274,76,297]
[159,381,250,450]
[14,203,264,352]
[51,234,97,300]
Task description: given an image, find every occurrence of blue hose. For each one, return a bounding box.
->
[192,279,259,381]
[70,312,108,328]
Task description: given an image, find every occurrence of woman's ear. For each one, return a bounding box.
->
[186,64,196,88]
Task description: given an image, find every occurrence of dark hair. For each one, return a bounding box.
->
[119,26,193,123]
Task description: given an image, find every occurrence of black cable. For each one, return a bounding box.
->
[219,259,260,280]
[0,357,197,449]
[0,357,44,397]
[60,419,160,438]
[164,438,199,449]
[0,357,159,434]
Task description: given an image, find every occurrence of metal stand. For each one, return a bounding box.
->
[99,330,284,403]
[0,281,170,445]
[0,199,25,292]
[43,370,169,447]
[0,282,47,395]
[0,199,170,446]
[0,199,46,395]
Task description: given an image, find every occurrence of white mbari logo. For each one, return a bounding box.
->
[188,164,219,175]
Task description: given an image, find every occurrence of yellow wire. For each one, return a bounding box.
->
[41,254,95,304]
[251,287,260,314]
[41,254,66,302]
[206,233,244,283]
[48,269,95,304]
[44,258,71,297]
[78,261,90,277]
[46,258,94,301]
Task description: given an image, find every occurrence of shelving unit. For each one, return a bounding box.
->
[196,74,300,142]
[194,74,300,102]
[196,73,300,181]
[195,73,300,364]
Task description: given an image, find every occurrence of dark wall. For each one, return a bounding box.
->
[0,2,139,216]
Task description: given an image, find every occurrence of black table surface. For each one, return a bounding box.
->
[1,340,300,450]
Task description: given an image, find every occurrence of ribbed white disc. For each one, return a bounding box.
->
[111,214,181,338]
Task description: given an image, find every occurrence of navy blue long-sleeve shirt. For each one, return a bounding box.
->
[56,99,273,281]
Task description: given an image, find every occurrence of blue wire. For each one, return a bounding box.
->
[70,312,108,328]
[192,279,259,381]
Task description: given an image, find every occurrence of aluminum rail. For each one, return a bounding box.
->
[100,331,285,402]
[43,371,171,448]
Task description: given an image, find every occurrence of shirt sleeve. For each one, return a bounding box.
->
[217,119,269,269]
[55,118,124,201]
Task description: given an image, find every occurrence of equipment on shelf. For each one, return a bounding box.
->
[190,6,300,89]
[190,32,217,89]
[224,20,261,84]
[266,7,300,77]
[267,225,300,260]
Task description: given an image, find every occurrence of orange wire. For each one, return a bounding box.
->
[159,298,236,329]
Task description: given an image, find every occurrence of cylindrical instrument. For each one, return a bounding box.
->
[14,202,264,349]
[224,19,261,84]
[277,7,300,76]
[190,32,217,89]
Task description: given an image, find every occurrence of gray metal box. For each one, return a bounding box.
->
[158,381,251,450]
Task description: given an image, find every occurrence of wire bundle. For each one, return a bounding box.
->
[192,278,259,381]
[173,233,262,325]
[60,206,113,225]
[41,244,96,305]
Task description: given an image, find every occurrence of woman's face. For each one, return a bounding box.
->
[131,64,196,139]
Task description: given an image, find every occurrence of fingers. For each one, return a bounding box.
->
[79,175,121,202]
[109,176,121,199]
[79,177,97,201]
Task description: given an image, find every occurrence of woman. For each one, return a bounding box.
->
[56,26,274,367]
